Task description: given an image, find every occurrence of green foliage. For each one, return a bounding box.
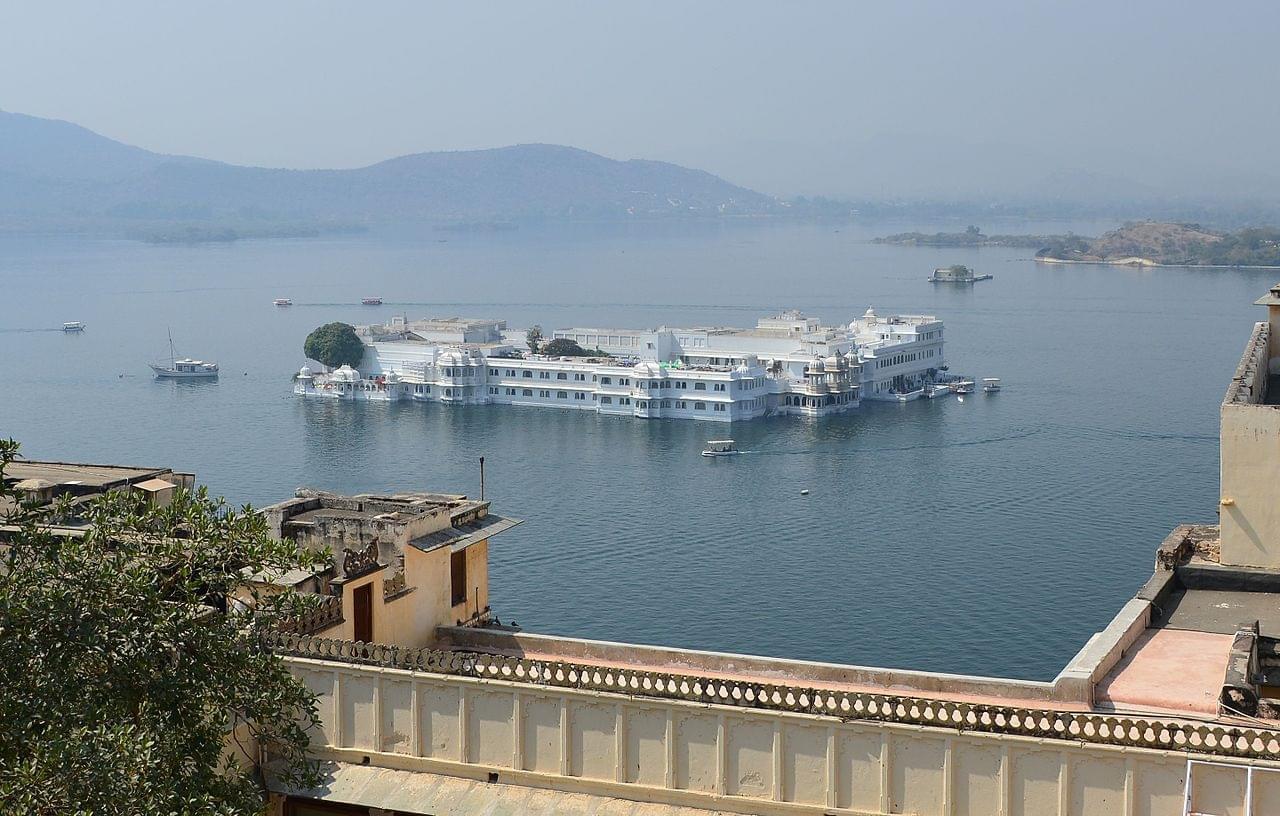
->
[541,337,593,357]
[525,325,543,354]
[0,439,325,816]
[1187,228,1280,266]
[303,322,364,369]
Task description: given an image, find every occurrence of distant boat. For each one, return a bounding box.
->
[982,377,1002,393]
[361,297,383,305]
[701,439,740,457]
[894,388,925,402]
[953,380,976,394]
[62,321,85,332]
[925,383,952,399]
[273,298,292,306]
[150,328,218,379]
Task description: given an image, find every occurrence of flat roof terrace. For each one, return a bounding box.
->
[4,460,175,490]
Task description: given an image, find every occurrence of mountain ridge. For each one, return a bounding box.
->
[0,111,778,230]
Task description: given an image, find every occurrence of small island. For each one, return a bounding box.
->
[929,264,992,283]
[1035,222,1280,268]
[876,222,1280,268]
[875,225,1062,249]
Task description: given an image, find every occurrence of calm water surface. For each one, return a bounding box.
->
[1,220,1268,679]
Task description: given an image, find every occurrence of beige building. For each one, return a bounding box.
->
[256,285,1280,815]
[258,488,520,649]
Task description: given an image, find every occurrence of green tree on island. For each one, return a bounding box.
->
[541,337,594,357]
[0,438,324,815]
[526,325,543,354]
[303,322,364,369]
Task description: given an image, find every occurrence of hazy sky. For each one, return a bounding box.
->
[2,1,1277,199]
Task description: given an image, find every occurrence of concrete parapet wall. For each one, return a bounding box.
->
[283,653,1280,816]
[436,627,1066,703]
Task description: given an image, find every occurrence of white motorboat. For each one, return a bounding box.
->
[151,359,220,379]
[361,297,383,305]
[150,329,218,379]
[701,439,740,457]
[982,377,1002,393]
[894,388,925,402]
[925,383,953,399]
[953,380,976,394]
[62,321,85,332]
[273,298,293,306]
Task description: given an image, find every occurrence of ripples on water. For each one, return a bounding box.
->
[0,220,1266,679]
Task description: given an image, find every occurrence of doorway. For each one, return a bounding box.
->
[352,584,373,643]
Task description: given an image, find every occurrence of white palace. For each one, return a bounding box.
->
[295,309,947,421]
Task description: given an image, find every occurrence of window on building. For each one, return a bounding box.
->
[523,388,532,396]
[714,383,726,391]
[601,376,612,385]
[601,396,612,404]
[540,372,550,379]
[540,390,550,398]
[557,391,567,398]
[557,372,567,380]
[523,371,532,378]
[575,373,585,381]
[489,368,498,376]
[715,404,726,411]
[694,382,707,391]
[575,392,585,400]
[450,550,467,606]
[695,402,706,410]
[506,388,515,395]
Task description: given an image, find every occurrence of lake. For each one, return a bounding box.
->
[1,219,1269,679]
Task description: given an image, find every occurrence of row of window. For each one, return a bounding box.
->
[874,348,938,369]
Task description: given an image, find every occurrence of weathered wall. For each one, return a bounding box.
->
[284,655,1280,816]
[1221,402,1280,568]
[1220,322,1280,568]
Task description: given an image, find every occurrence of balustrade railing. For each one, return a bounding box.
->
[275,595,343,636]
[265,631,1280,761]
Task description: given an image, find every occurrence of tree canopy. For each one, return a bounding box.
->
[525,325,543,354]
[303,322,364,369]
[0,439,324,815]
[541,337,594,357]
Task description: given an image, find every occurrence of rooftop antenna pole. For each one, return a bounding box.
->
[479,456,485,501]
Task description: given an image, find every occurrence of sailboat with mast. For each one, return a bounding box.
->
[149,328,219,379]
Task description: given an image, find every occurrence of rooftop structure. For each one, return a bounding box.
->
[296,309,950,419]
[357,316,507,344]
[263,285,1280,815]
[0,459,194,537]
[259,488,520,646]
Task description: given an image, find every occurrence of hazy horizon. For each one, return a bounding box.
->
[3,1,1278,201]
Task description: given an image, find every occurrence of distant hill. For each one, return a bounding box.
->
[1036,222,1280,267]
[0,111,778,233]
